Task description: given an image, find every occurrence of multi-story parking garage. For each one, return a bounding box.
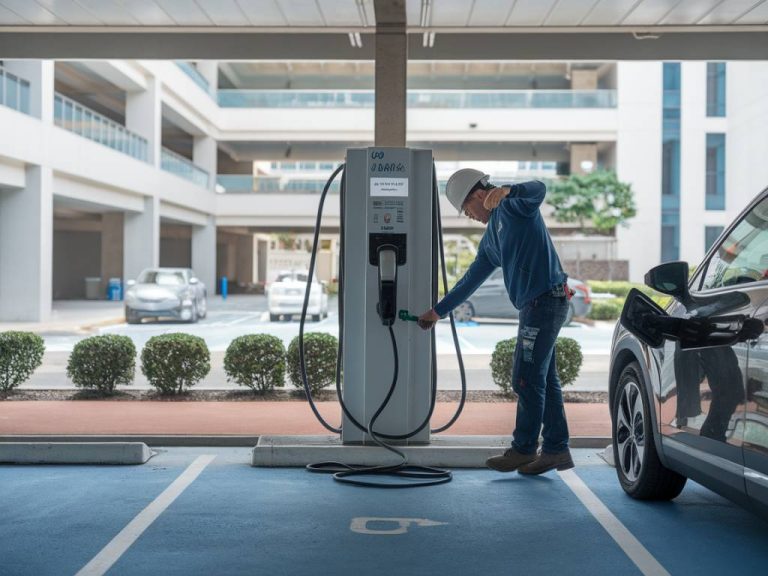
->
[3,46,768,320]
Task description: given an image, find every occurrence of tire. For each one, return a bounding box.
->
[270,313,280,322]
[125,307,140,325]
[312,314,321,322]
[198,296,207,319]
[454,302,475,322]
[613,361,687,500]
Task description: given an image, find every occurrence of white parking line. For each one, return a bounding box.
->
[75,455,216,576]
[558,469,670,576]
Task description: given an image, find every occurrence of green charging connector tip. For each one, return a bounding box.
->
[398,310,418,322]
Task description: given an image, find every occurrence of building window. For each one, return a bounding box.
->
[706,133,726,210]
[706,62,726,117]
[661,63,681,261]
[705,226,724,252]
[661,225,679,263]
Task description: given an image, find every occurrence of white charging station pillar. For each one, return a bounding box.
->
[342,148,434,445]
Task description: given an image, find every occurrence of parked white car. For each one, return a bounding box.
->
[124,268,207,324]
[268,270,328,322]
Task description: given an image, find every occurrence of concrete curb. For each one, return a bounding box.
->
[252,435,611,468]
[0,435,260,447]
[0,442,153,464]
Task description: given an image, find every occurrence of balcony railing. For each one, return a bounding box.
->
[218,89,617,109]
[54,93,148,162]
[217,175,341,194]
[176,62,211,95]
[0,67,31,115]
[216,175,254,193]
[162,147,210,188]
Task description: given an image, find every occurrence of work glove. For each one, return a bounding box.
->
[417,308,440,331]
[482,186,509,210]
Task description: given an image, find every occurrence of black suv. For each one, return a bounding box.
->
[612,189,768,518]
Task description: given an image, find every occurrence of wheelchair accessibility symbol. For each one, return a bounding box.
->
[350,517,449,535]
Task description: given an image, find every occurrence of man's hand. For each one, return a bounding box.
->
[482,186,509,210]
[418,309,440,331]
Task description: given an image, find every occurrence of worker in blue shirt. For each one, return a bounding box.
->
[418,168,574,475]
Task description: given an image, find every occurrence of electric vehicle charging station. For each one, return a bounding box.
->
[256,146,470,486]
[341,148,434,446]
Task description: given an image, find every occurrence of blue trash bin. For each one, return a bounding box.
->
[107,278,123,301]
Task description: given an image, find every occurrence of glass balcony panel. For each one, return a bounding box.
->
[5,74,18,109]
[19,81,30,114]
[53,92,148,162]
[162,147,209,188]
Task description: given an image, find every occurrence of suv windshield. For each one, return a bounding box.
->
[139,271,186,286]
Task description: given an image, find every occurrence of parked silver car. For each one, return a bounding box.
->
[124,268,207,324]
[268,270,328,322]
[452,273,592,325]
[614,188,768,519]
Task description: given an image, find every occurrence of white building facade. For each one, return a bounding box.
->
[1,58,766,321]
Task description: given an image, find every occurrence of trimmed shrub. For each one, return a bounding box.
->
[0,331,45,392]
[491,336,584,397]
[141,333,210,395]
[224,334,286,392]
[286,332,338,395]
[588,299,625,320]
[555,337,583,387]
[67,335,135,394]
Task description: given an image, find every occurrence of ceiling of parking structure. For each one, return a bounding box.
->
[0,1,767,59]
[1,0,767,29]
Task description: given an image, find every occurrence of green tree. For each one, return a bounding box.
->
[548,170,636,234]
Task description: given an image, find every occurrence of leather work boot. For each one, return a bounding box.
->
[486,447,537,472]
[518,450,575,475]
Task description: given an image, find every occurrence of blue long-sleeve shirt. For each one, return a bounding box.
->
[434,180,567,317]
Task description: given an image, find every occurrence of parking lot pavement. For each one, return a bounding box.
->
[1,447,766,576]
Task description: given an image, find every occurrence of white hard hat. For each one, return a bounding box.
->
[445,168,490,214]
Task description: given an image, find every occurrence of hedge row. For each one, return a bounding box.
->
[3,330,588,398]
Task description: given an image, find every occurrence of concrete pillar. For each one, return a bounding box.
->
[126,77,161,167]
[192,216,216,295]
[374,0,407,146]
[0,165,53,321]
[196,61,218,96]
[193,135,216,190]
[2,60,55,122]
[615,62,663,282]
[570,143,598,175]
[101,213,124,294]
[123,196,159,283]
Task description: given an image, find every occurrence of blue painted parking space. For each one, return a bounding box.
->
[576,467,768,574]
[1,448,767,576]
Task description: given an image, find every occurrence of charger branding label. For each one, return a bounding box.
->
[367,148,409,233]
[370,177,408,197]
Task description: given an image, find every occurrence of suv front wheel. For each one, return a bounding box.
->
[613,361,686,500]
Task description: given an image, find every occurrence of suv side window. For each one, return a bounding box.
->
[700,197,768,291]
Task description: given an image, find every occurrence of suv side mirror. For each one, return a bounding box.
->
[189,277,199,285]
[645,261,690,301]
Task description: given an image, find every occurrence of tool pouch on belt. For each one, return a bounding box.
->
[550,283,574,300]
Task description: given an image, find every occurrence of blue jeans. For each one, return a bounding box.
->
[511,292,570,455]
